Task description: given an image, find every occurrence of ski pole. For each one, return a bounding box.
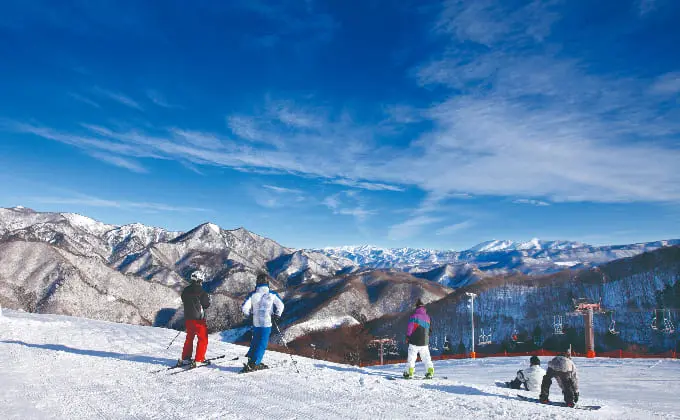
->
[166,330,182,350]
[273,319,300,374]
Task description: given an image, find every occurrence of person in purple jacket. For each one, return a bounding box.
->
[403,299,434,379]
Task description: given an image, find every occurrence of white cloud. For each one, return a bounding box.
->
[638,0,657,16]
[86,151,146,173]
[329,178,404,192]
[512,198,550,207]
[650,72,680,95]
[322,192,375,222]
[68,92,100,108]
[388,215,443,241]
[263,185,304,194]
[170,129,225,150]
[91,87,143,111]
[146,90,180,108]
[30,194,211,213]
[435,220,474,236]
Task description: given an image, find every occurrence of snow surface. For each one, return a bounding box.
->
[1,310,678,419]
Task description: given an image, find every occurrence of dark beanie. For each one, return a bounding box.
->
[256,273,269,286]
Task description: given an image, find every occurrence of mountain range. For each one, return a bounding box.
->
[0,206,678,345]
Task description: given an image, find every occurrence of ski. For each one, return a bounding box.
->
[516,394,601,411]
[151,360,193,374]
[166,355,226,375]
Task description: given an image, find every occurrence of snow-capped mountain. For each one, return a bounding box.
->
[319,238,680,288]
[0,207,444,337]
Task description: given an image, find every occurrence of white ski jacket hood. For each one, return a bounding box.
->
[241,285,285,328]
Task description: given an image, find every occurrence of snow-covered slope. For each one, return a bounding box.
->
[1,310,675,419]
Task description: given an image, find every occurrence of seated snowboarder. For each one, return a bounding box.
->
[178,270,211,367]
[506,355,546,391]
[403,299,434,379]
[540,349,580,407]
[241,273,285,373]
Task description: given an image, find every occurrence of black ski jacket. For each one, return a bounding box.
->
[181,282,211,321]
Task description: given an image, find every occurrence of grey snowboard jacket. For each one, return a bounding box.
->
[547,356,579,393]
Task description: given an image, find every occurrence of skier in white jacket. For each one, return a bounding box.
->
[241,273,284,372]
[506,356,546,391]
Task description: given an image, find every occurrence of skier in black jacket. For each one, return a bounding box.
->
[178,270,211,366]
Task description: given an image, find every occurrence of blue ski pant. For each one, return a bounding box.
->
[248,326,272,365]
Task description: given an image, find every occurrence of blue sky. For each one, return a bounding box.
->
[1,0,679,250]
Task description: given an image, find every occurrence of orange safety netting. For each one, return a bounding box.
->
[359,349,678,367]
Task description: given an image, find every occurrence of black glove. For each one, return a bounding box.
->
[573,393,579,403]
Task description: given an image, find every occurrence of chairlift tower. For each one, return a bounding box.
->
[466,292,477,359]
[572,299,605,358]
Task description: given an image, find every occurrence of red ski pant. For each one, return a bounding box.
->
[182,319,208,362]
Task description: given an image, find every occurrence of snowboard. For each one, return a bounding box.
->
[517,394,601,411]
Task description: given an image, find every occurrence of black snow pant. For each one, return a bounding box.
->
[540,367,577,404]
[508,370,526,390]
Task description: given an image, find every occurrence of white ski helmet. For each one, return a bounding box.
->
[190,270,206,283]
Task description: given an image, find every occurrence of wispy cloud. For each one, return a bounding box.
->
[435,220,475,236]
[263,185,304,194]
[29,194,211,213]
[86,151,146,173]
[91,87,143,111]
[650,72,680,95]
[322,191,375,222]
[387,215,443,241]
[146,90,181,109]
[329,178,404,192]
[638,0,658,16]
[68,92,100,108]
[513,198,550,207]
[252,184,306,209]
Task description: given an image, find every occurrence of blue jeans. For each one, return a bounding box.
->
[249,326,272,365]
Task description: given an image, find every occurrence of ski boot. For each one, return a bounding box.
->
[252,363,269,371]
[424,367,434,379]
[175,359,191,367]
[403,367,414,379]
[240,359,257,373]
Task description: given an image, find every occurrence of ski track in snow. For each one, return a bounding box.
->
[1,311,679,420]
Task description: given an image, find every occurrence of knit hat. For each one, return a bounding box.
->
[530,355,541,366]
[256,273,270,286]
[415,298,425,308]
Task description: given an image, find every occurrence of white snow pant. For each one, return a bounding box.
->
[405,344,433,371]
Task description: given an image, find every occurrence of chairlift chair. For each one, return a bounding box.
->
[662,310,675,335]
[608,312,619,335]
